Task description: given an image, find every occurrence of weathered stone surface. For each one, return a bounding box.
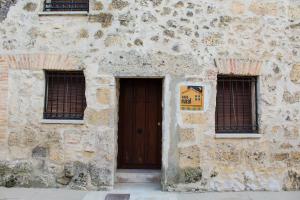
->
[179,167,202,183]
[231,1,245,14]
[134,38,143,46]
[283,91,300,104]
[32,146,48,159]
[178,128,195,142]
[94,1,103,10]
[104,34,122,47]
[290,64,300,84]
[141,11,157,23]
[179,145,200,168]
[86,108,112,126]
[23,2,37,12]
[181,113,207,125]
[110,0,129,10]
[89,163,112,187]
[0,0,300,193]
[216,143,240,163]
[273,153,289,161]
[78,29,89,38]
[283,170,300,190]
[88,13,113,28]
[0,0,16,22]
[118,12,133,26]
[96,88,111,105]
[249,1,278,16]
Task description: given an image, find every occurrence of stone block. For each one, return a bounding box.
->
[231,1,245,14]
[110,0,129,10]
[290,64,300,84]
[179,167,202,183]
[249,1,278,16]
[86,108,112,127]
[216,143,240,163]
[23,2,37,12]
[64,130,81,144]
[178,128,195,142]
[273,153,289,161]
[96,88,111,105]
[179,145,200,168]
[32,146,48,159]
[283,170,300,190]
[290,152,300,161]
[88,13,113,28]
[181,113,207,125]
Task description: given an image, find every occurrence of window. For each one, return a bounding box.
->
[195,95,201,101]
[43,0,89,12]
[44,71,86,120]
[215,76,258,133]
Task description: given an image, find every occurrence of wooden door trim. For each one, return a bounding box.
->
[117,78,162,169]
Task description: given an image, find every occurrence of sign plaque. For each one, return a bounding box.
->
[180,85,204,111]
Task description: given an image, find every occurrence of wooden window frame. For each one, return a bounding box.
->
[215,75,258,134]
[43,70,86,120]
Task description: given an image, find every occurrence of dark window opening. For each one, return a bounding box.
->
[44,71,86,120]
[43,0,89,12]
[215,76,258,133]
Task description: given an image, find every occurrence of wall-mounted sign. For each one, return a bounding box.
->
[180,85,204,111]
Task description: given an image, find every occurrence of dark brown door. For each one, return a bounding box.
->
[118,79,162,169]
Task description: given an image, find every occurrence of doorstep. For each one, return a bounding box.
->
[115,169,161,183]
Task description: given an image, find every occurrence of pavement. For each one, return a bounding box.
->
[0,183,300,200]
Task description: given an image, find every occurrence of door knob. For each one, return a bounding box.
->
[137,128,143,134]
[157,122,161,126]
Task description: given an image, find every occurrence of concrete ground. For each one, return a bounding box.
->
[0,184,300,200]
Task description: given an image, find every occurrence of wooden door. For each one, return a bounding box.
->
[118,79,162,169]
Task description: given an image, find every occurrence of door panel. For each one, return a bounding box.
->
[118,79,162,169]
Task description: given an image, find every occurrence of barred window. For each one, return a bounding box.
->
[44,71,86,120]
[44,0,89,12]
[215,76,258,133]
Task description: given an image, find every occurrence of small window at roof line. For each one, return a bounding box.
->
[215,76,258,133]
[44,71,86,120]
[43,0,89,12]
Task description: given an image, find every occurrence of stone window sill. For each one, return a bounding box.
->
[40,119,84,124]
[215,133,261,139]
[38,11,88,16]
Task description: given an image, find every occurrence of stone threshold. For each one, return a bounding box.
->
[115,169,161,183]
[215,133,262,139]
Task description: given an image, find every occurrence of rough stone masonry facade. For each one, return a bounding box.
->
[0,0,300,192]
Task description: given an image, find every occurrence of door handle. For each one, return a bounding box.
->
[157,122,161,126]
[137,128,143,135]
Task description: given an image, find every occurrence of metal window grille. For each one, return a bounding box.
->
[215,76,258,133]
[44,71,86,120]
[44,0,89,12]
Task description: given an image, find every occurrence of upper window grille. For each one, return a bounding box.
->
[43,0,89,12]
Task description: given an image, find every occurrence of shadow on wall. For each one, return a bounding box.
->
[0,0,17,22]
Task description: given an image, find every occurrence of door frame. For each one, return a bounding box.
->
[117,78,162,169]
[114,76,170,187]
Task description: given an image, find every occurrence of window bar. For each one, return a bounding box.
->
[81,77,85,117]
[235,79,238,131]
[75,76,78,115]
[50,73,54,118]
[63,73,66,118]
[242,78,245,132]
[221,80,225,130]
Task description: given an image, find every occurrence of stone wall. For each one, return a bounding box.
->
[0,0,300,191]
[0,0,17,22]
